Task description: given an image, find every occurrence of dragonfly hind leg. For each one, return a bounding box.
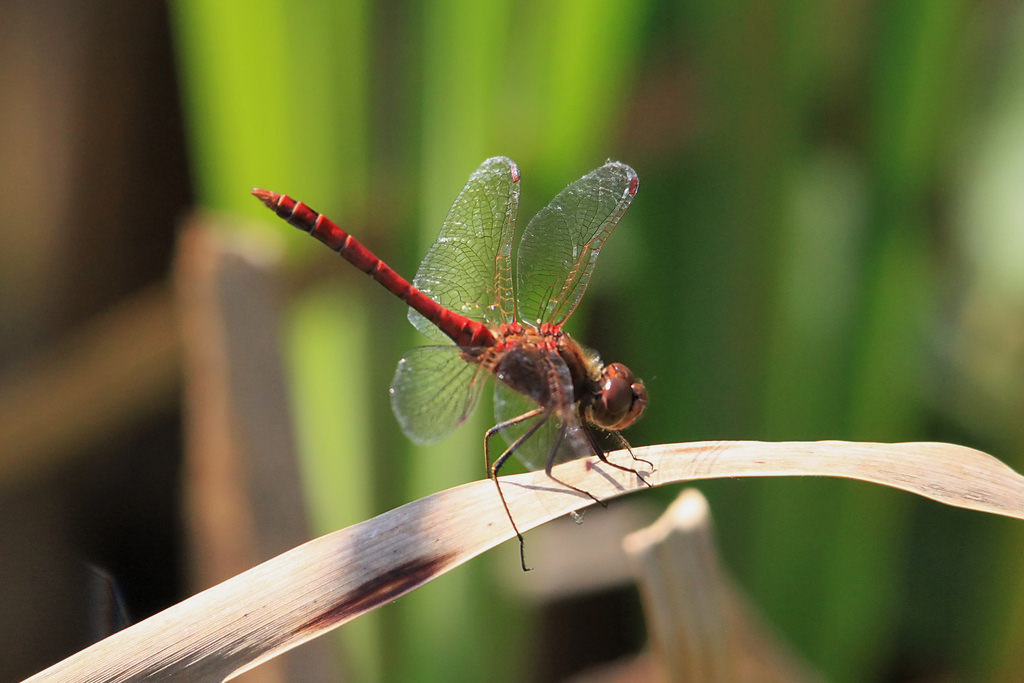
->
[485,407,546,572]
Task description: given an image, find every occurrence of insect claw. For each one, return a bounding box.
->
[518,539,532,572]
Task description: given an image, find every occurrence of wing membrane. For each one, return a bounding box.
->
[390,346,488,445]
[409,157,519,343]
[515,161,638,327]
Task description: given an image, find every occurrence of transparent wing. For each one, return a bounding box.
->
[492,367,593,473]
[390,346,489,445]
[409,157,520,343]
[516,161,638,327]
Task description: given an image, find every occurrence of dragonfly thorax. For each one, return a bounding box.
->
[489,324,646,434]
[490,324,571,410]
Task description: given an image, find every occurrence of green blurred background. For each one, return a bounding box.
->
[3,0,1024,680]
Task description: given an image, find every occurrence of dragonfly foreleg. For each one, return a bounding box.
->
[582,423,654,488]
[540,425,606,507]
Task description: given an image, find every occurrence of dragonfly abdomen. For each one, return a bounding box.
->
[252,189,494,348]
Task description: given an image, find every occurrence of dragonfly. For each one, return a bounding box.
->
[253,157,650,570]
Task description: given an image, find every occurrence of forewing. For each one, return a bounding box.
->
[409,157,520,343]
[390,346,488,445]
[515,161,638,327]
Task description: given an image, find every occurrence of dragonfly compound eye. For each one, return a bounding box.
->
[593,362,647,430]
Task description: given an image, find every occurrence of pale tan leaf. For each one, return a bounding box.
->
[26,441,1024,682]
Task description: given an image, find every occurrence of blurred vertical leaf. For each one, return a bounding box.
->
[170,2,293,215]
[650,1,973,681]
[808,4,965,679]
[951,7,1024,680]
[171,0,376,679]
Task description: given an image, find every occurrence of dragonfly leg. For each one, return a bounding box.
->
[582,423,654,488]
[485,407,546,572]
[541,426,607,507]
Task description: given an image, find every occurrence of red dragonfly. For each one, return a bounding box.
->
[253,157,649,569]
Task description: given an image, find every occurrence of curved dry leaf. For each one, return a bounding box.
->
[27,441,1024,682]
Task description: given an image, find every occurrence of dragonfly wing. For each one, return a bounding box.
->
[516,161,638,327]
[409,157,520,343]
[390,346,488,445]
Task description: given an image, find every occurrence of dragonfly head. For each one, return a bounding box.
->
[589,362,647,431]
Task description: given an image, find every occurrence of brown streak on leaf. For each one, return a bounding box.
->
[295,553,455,635]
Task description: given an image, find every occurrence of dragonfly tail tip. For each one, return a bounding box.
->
[251,188,278,208]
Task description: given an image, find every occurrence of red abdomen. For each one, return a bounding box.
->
[251,189,494,348]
